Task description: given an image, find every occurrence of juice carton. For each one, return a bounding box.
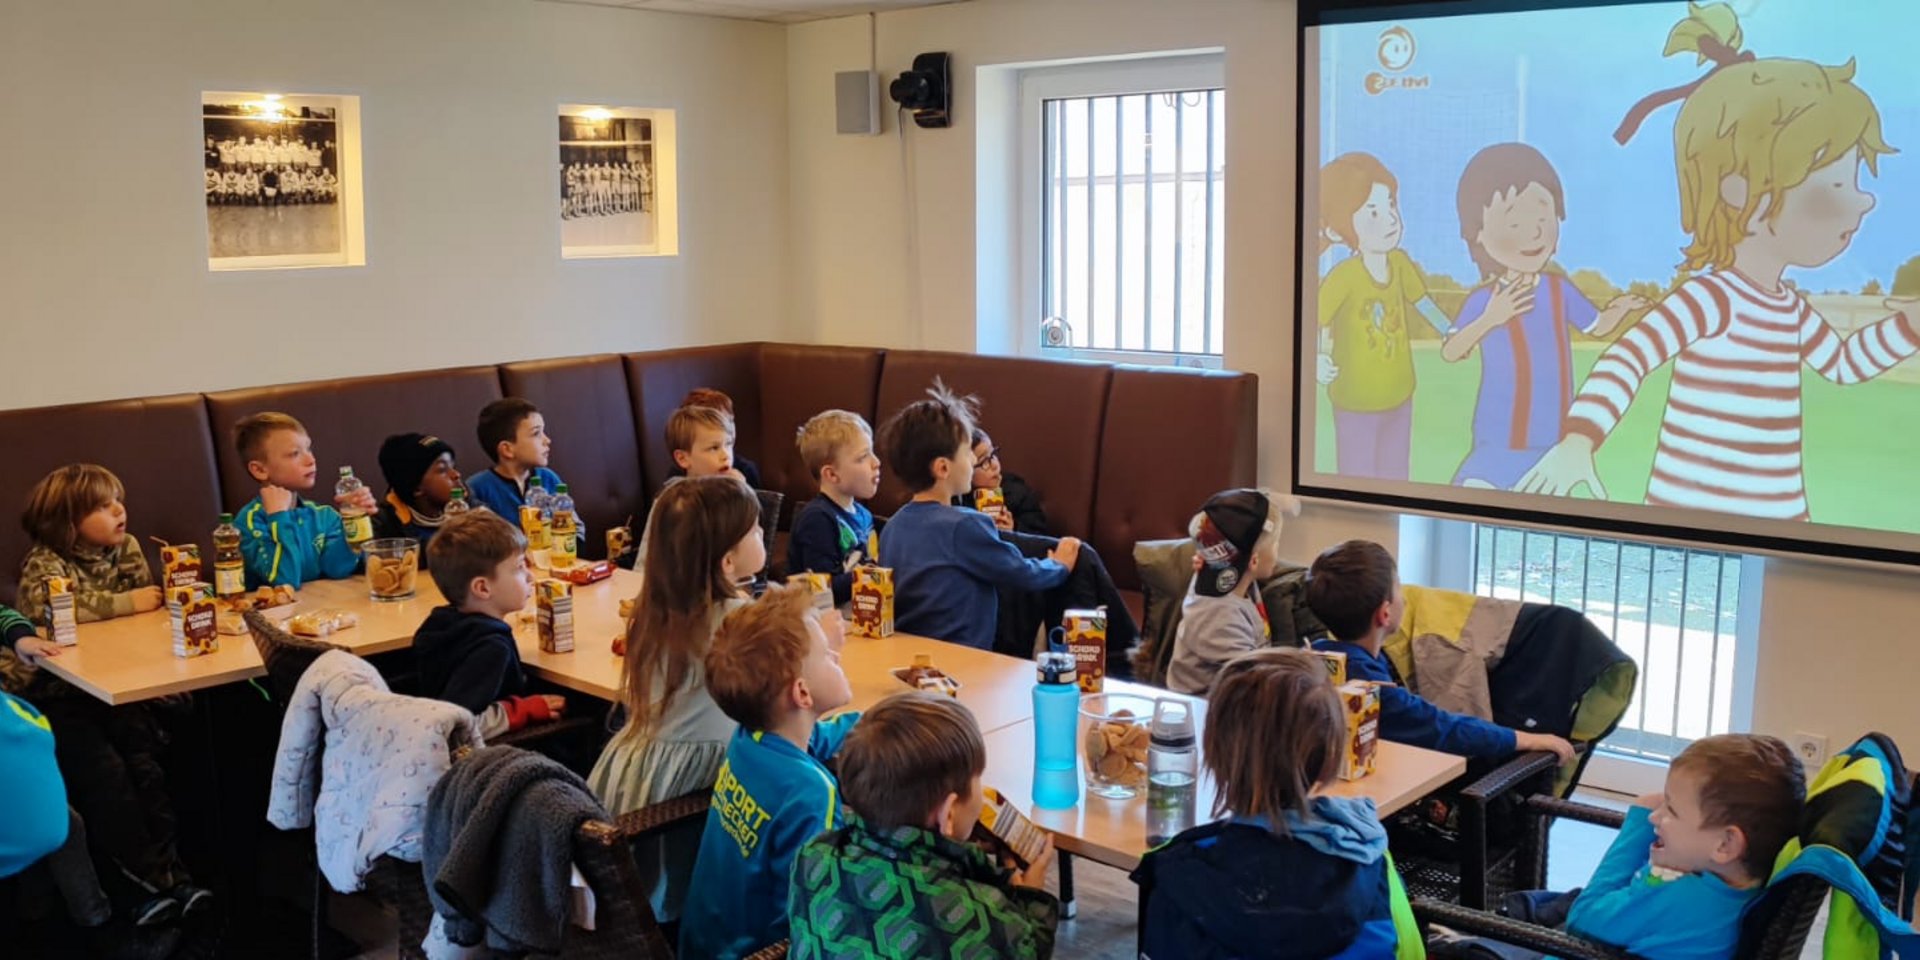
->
[972,785,1051,869]
[537,579,575,654]
[786,572,834,614]
[850,566,894,638]
[1063,608,1108,693]
[1337,681,1381,781]
[1312,649,1348,686]
[45,576,78,647]
[161,543,203,589]
[973,487,1007,524]
[168,583,220,659]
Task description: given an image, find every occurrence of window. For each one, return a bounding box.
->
[1020,56,1226,364]
[1469,524,1752,763]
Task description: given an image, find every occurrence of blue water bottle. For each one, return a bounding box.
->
[1032,632,1081,809]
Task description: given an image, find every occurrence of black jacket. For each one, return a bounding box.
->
[413,606,529,716]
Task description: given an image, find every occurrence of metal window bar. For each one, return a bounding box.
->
[1469,524,1740,762]
[1039,88,1225,357]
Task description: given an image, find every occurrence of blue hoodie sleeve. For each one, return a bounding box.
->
[789,504,857,605]
[313,505,362,580]
[809,712,861,764]
[952,513,1068,592]
[1319,640,1517,759]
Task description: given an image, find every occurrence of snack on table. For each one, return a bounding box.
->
[1082,710,1150,788]
[605,525,634,563]
[289,609,360,639]
[160,544,203,589]
[972,785,1050,869]
[537,579,575,653]
[219,584,297,614]
[894,653,959,697]
[1338,681,1381,781]
[561,560,614,586]
[366,548,419,599]
[168,583,219,659]
[1063,608,1108,694]
[850,566,894,638]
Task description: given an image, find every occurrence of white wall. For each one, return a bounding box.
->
[0,0,791,410]
[785,0,1920,754]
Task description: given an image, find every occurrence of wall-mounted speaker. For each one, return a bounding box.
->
[834,70,880,136]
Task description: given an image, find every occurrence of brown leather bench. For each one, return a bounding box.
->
[0,343,1255,614]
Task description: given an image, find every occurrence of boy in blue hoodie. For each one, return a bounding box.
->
[1305,540,1574,763]
[874,382,1079,650]
[465,398,584,551]
[233,412,372,589]
[415,511,566,739]
[1133,647,1423,959]
[680,582,857,960]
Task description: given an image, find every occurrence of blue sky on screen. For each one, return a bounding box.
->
[1316,0,1920,292]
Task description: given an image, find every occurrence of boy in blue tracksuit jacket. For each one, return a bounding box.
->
[873,385,1078,650]
[680,583,859,960]
[1304,541,1574,763]
[232,413,369,589]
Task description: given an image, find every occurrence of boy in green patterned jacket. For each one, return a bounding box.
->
[788,692,1059,960]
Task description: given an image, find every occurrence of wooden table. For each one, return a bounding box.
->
[43,566,1046,735]
[979,682,1468,872]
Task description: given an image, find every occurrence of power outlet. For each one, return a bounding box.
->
[1790,732,1829,769]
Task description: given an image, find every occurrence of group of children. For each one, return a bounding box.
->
[0,379,1819,960]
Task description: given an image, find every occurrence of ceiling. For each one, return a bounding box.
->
[543,0,965,25]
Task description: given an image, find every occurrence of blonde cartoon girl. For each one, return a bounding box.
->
[1518,2,1920,520]
[1316,152,1451,480]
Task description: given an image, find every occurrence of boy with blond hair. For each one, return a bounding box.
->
[233,412,378,589]
[680,582,858,960]
[635,403,752,580]
[789,692,1057,960]
[787,410,882,605]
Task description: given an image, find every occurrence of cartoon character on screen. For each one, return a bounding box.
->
[1517,1,1920,521]
[1315,152,1451,481]
[1443,143,1649,490]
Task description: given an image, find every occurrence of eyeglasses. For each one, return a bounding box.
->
[975,447,1001,465]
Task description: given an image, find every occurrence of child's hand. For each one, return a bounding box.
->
[542,695,568,717]
[130,586,164,614]
[1516,731,1576,763]
[14,636,63,663]
[1010,835,1057,890]
[1315,353,1340,386]
[1048,537,1081,572]
[334,486,377,516]
[261,484,296,514]
[1632,791,1666,812]
[1515,435,1605,500]
[992,508,1015,532]
[1486,275,1538,324]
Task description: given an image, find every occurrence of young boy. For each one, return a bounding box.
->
[680,582,858,960]
[788,692,1058,960]
[960,427,1046,535]
[416,511,565,739]
[465,399,577,545]
[1165,488,1297,696]
[1306,540,1575,763]
[672,388,762,489]
[234,412,377,590]
[875,384,1079,650]
[372,433,462,555]
[787,410,881,606]
[1562,734,1805,959]
[635,403,751,579]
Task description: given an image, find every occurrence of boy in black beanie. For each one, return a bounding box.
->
[373,433,462,558]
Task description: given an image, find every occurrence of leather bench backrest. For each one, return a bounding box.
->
[499,355,643,559]
[0,394,224,605]
[871,351,1110,540]
[205,366,505,517]
[624,344,764,497]
[756,344,885,522]
[1091,366,1258,591]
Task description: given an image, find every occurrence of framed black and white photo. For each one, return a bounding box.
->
[203,92,364,270]
[559,105,678,258]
